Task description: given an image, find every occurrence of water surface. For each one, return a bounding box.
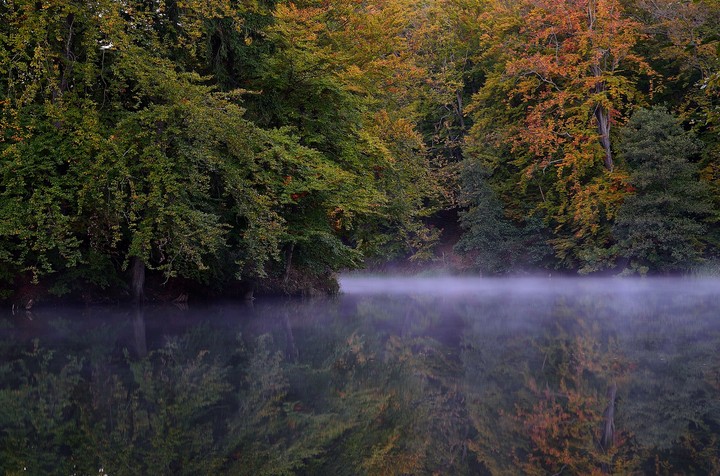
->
[1,277,719,475]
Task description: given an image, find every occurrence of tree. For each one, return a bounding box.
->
[614,107,714,273]
[633,0,720,109]
[1,0,431,301]
[464,0,651,272]
[454,157,553,273]
[244,0,442,265]
[638,0,720,242]
[455,159,517,273]
[0,2,211,296]
[501,0,649,173]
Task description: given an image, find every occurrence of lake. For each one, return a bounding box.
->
[1,277,719,475]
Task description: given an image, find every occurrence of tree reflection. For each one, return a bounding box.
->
[0,288,719,474]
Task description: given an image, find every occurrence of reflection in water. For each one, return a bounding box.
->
[0,278,719,475]
[133,307,147,358]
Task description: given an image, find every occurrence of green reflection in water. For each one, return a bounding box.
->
[1,282,719,475]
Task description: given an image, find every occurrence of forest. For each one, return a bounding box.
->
[1,0,720,302]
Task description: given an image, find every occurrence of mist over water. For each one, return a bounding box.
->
[2,276,720,474]
[339,274,720,297]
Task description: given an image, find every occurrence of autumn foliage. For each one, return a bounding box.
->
[1,0,720,302]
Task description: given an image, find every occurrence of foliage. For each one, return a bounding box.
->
[614,107,714,273]
[3,0,720,294]
[0,0,441,300]
[454,158,553,273]
[460,0,652,272]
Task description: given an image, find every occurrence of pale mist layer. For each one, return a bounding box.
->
[339,275,720,297]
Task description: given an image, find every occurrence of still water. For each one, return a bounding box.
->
[1,277,719,475]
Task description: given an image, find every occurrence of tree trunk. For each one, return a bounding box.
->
[455,90,466,130]
[283,243,295,284]
[595,105,614,171]
[590,56,614,171]
[52,13,75,103]
[131,256,145,305]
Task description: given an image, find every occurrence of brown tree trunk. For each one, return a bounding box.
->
[595,105,614,171]
[283,243,295,284]
[456,90,466,130]
[590,56,614,171]
[52,13,75,103]
[131,256,145,305]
